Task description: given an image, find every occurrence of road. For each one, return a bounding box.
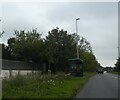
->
[75,73,119,98]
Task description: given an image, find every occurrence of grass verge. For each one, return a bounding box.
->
[2,72,96,99]
[110,72,120,75]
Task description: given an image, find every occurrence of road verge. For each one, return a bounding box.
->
[2,72,96,98]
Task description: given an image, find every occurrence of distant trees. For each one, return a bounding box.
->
[114,57,120,72]
[0,31,5,59]
[2,27,99,73]
[80,51,97,72]
[78,37,97,72]
[2,43,12,59]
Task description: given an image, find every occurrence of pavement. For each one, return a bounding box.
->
[74,73,119,99]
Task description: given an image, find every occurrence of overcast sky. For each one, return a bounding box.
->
[0,2,118,67]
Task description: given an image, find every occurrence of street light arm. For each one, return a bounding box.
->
[76,18,80,20]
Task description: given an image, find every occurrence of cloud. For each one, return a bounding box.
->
[1,2,118,66]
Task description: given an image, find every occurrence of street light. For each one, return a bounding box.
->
[76,17,80,59]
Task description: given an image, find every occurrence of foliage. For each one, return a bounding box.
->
[8,29,43,62]
[80,51,97,72]
[2,44,12,59]
[2,72,96,98]
[0,31,4,59]
[78,37,97,72]
[2,27,98,72]
[114,57,120,72]
[45,27,76,72]
[79,37,92,53]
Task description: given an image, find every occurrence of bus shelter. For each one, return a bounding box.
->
[68,58,83,77]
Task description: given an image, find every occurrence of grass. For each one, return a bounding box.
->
[2,72,96,99]
[111,72,120,75]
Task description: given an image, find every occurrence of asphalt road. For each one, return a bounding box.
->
[75,73,119,98]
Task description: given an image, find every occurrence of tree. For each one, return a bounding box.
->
[45,27,76,72]
[2,44,12,59]
[8,29,43,62]
[79,37,92,53]
[0,31,5,59]
[81,51,97,72]
[6,37,16,59]
[44,27,98,72]
[4,27,99,73]
[114,57,120,72]
[72,34,97,72]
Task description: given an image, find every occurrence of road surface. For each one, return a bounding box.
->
[75,73,119,98]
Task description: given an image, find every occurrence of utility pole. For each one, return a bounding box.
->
[76,17,80,59]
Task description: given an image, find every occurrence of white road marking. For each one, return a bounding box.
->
[105,73,120,80]
[114,76,119,79]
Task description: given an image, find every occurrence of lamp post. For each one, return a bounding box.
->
[76,17,80,59]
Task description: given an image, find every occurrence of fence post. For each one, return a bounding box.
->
[43,63,46,74]
[48,69,51,76]
[9,70,12,77]
[38,70,42,75]
[18,70,21,76]
[31,70,33,74]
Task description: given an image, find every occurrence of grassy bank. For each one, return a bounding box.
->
[2,72,95,99]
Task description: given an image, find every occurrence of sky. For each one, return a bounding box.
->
[0,1,118,67]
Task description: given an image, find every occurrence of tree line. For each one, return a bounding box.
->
[1,27,99,73]
[114,57,120,72]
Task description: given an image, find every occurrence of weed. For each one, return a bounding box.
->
[2,72,95,98]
